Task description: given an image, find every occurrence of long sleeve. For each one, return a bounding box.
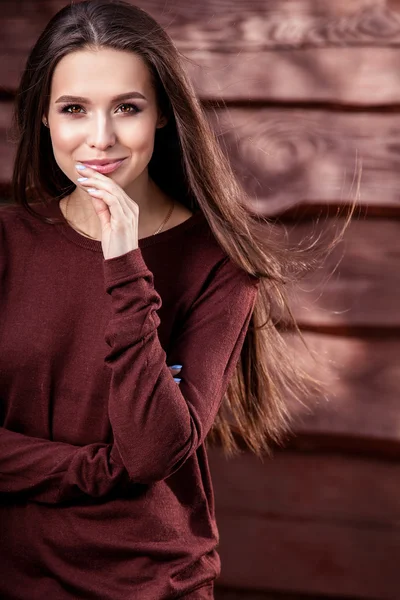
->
[0,426,127,503]
[103,248,258,484]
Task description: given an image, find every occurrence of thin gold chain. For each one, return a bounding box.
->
[153,201,174,235]
[64,195,175,238]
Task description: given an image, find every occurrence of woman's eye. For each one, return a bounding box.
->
[61,104,83,114]
[59,103,140,115]
[118,103,140,114]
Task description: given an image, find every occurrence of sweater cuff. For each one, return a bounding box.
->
[103,248,151,288]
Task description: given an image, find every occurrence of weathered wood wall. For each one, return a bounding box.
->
[1,1,400,599]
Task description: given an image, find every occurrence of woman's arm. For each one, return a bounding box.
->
[103,247,258,483]
[0,427,127,503]
[0,362,182,503]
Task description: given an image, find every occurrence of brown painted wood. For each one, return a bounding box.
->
[215,592,338,600]
[285,333,400,446]
[208,449,400,526]
[135,0,400,52]
[214,505,400,598]
[210,108,400,215]
[2,102,400,217]
[2,1,400,105]
[284,219,400,328]
[210,450,400,597]
[209,448,400,597]
[174,43,400,105]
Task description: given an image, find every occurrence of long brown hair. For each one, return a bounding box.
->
[10,0,356,455]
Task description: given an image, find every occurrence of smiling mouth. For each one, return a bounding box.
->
[81,159,126,174]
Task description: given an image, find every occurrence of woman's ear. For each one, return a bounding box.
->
[156,113,168,129]
[42,116,49,128]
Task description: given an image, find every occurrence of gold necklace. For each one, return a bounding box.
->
[64,195,174,238]
[153,201,174,235]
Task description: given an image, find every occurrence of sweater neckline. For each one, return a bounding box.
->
[51,199,203,253]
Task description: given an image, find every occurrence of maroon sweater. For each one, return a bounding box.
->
[0,199,258,599]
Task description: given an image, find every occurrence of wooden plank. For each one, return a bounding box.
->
[135,0,400,52]
[215,591,333,600]
[2,102,400,217]
[284,219,400,328]
[184,47,400,105]
[214,512,400,598]
[208,449,400,527]
[208,449,400,597]
[210,108,400,215]
[3,2,400,105]
[285,333,400,446]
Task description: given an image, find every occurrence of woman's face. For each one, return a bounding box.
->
[45,47,165,194]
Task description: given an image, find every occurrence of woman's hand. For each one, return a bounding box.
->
[75,163,139,260]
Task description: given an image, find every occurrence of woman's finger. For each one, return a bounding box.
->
[168,365,182,375]
[75,166,132,219]
[86,187,126,223]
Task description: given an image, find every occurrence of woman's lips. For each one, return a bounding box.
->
[82,159,126,174]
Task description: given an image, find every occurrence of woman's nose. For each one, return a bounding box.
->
[87,115,116,149]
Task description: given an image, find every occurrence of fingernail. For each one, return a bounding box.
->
[170,365,182,369]
[76,164,86,170]
[87,188,97,193]
[173,378,181,383]
[77,177,88,182]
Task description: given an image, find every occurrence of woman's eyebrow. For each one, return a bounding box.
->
[55,91,147,103]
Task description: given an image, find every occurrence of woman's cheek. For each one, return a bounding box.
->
[52,120,81,149]
[127,118,156,152]
[48,123,80,177]
[127,122,157,164]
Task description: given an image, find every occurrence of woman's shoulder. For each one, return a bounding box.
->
[0,202,25,235]
[0,201,22,219]
[0,201,60,253]
[0,200,49,223]
[147,203,257,286]
[170,207,259,289]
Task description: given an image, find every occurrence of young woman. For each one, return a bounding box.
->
[0,1,330,598]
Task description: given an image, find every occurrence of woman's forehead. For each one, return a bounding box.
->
[50,48,154,100]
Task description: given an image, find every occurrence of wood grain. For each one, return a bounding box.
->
[215,592,326,600]
[185,46,400,105]
[3,2,400,105]
[210,107,400,215]
[211,448,400,597]
[286,333,400,446]
[209,448,400,525]
[134,0,400,52]
[214,512,400,598]
[283,219,400,328]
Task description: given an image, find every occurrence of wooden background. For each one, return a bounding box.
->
[1,1,400,598]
